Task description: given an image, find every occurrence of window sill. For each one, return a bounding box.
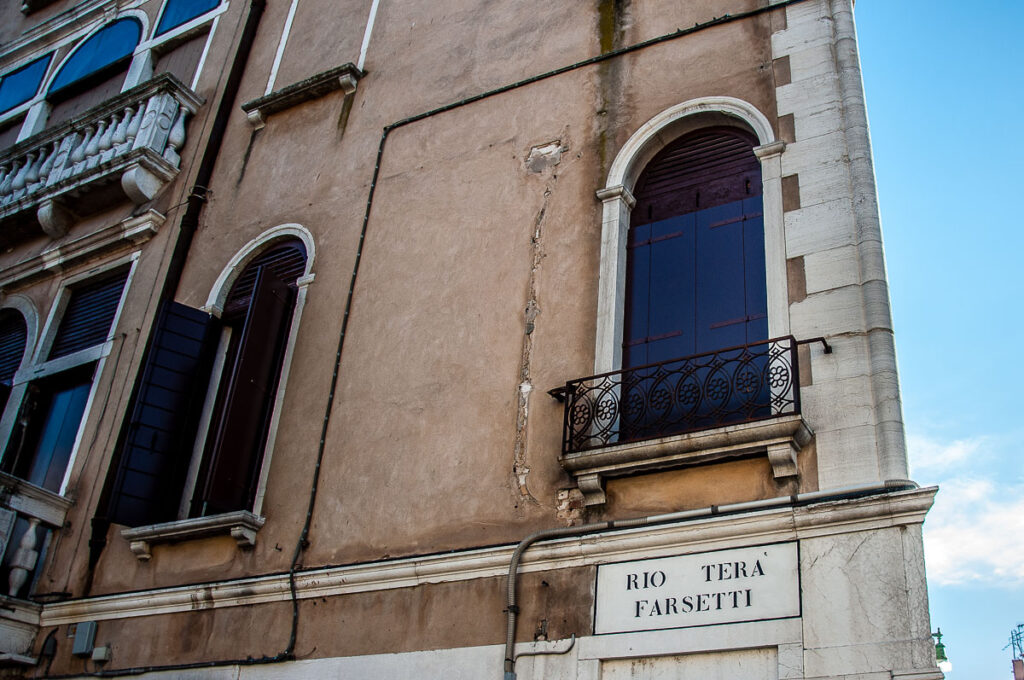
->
[120,511,265,562]
[0,471,72,527]
[559,414,812,506]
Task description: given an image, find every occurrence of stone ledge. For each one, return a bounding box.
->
[560,415,812,505]
[241,63,364,128]
[0,472,72,528]
[120,511,265,561]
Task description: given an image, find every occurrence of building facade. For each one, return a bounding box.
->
[0,0,942,678]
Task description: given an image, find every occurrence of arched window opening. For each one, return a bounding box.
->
[46,18,142,127]
[624,127,766,367]
[155,0,220,37]
[190,240,306,517]
[108,239,308,527]
[620,127,769,438]
[2,266,130,493]
[0,309,28,415]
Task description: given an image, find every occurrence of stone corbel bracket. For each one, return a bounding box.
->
[120,511,265,561]
[560,415,813,506]
[241,63,364,129]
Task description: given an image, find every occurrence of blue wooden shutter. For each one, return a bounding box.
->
[108,302,217,527]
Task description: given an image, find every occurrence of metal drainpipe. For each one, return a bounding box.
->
[502,479,919,679]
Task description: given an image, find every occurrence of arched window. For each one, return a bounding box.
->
[47,19,142,97]
[155,0,221,36]
[623,127,766,368]
[109,237,310,526]
[46,18,142,126]
[0,309,28,414]
[190,240,306,517]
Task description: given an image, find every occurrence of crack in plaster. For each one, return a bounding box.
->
[511,159,557,506]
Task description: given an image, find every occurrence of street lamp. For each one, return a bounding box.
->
[933,629,952,673]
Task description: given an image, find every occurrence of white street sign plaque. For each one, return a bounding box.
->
[594,542,800,634]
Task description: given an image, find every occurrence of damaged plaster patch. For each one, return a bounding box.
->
[511,174,556,503]
[556,488,585,526]
[526,142,565,173]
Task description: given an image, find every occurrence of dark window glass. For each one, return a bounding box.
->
[2,363,94,493]
[47,19,141,97]
[0,54,52,115]
[0,310,28,413]
[156,0,220,36]
[48,267,129,360]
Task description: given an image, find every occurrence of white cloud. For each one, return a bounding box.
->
[924,477,1024,586]
[907,432,986,474]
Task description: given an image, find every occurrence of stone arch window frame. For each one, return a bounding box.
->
[0,295,40,456]
[594,96,788,374]
[1,2,225,143]
[0,251,139,495]
[179,224,316,518]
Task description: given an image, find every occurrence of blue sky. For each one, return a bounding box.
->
[856,2,1024,678]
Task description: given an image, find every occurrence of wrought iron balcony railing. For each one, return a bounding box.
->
[0,73,202,243]
[558,336,802,455]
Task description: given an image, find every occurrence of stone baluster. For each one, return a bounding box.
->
[85,120,105,164]
[7,517,40,598]
[0,163,12,197]
[24,146,48,186]
[125,103,143,146]
[10,152,35,192]
[112,106,133,147]
[163,105,187,167]
[98,112,118,156]
[48,133,77,184]
[70,128,92,164]
[37,141,60,187]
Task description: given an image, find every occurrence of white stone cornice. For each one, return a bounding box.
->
[39,487,935,627]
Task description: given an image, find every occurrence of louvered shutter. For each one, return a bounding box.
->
[49,268,130,360]
[625,128,765,365]
[0,311,27,411]
[222,243,306,318]
[108,302,218,527]
[193,267,294,516]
